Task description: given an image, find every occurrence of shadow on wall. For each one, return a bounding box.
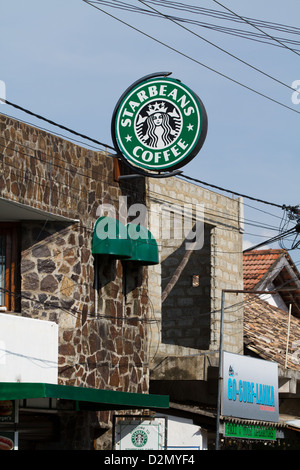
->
[94,255,144,305]
[20,220,82,318]
[161,224,213,350]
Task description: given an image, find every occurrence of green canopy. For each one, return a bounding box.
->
[126,223,159,265]
[0,382,169,411]
[92,216,132,259]
[92,217,159,265]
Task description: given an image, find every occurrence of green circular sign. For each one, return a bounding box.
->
[112,75,207,173]
[131,429,148,448]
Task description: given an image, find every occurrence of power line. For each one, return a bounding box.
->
[0,149,270,242]
[0,113,285,231]
[140,0,298,93]
[0,123,284,236]
[2,124,295,256]
[213,0,300,57]
[0,97,291,212]
[0,98,115,152]
[0,110,293,229]
[243,225,299,252]
[83,0,300,116]
[3,264,298,324]
[178,174,284,209]
[0,110,104,152]
[90,1,300,51]
[3,117,298,253]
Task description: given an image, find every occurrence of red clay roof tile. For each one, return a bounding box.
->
[243,249,286,289]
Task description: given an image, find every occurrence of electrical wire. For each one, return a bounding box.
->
[1,112,297,254]
[1,108,298,260]
[83,0,300,116]
[243,226,299,252]
[152,0,300,46]
[1,130,297,264]
[178,174,284,209]
[5,253,299,325]
[213,0,300,57]
[0,164,299,323]
[0,142,288,248]
[0,135,283,240]
[89,1,300,51]
[139,0,296,93]
[1,140,298,256]
[0,98,115,152]
[0,110,104,152]
[2,88,299,253]
[0,103,291,212]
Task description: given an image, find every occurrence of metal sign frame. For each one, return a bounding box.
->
[113,414,167,451]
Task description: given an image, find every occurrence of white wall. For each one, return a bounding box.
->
[0,313,58,384]
[158,413,207,450]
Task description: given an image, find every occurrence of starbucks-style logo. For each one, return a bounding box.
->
[135,100,182,149]
[131,429,148,448]
[111,74,207,173]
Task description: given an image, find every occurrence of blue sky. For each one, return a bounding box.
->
[1,0,300,265]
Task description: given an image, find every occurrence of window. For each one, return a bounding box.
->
[0,223,20,312]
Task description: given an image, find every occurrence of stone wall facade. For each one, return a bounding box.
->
[0,113,245,446]
[0,115,149,449]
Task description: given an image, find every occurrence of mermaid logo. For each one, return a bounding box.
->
[112,73,207,175]
[131,429,148,448]
[135,100,182,149]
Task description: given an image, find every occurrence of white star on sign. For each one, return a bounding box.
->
[187,124,194,131]
[125,135,132,142]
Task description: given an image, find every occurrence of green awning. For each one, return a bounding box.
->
[92,217,159,265]
[126,224,159,265]
[92,216,132,259]
[0,382,169,411]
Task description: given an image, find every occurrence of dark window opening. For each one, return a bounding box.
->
[0,223,21,312]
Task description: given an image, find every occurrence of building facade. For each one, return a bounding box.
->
[0,114,168,450]
[2,112,272,450]
[146,174,245,447]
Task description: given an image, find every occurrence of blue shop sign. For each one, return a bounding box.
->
[222,352,279,422]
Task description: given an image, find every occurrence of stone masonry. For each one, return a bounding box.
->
[0,113,244,445]
[0,115,149,448]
